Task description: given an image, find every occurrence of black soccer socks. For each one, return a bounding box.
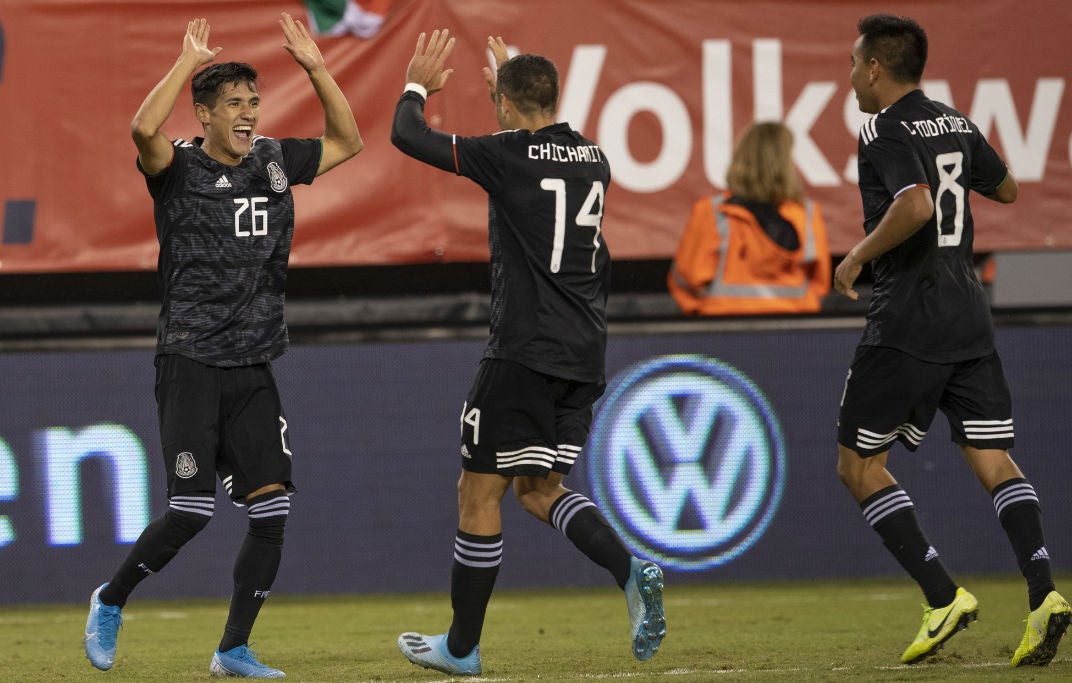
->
[549,491,632,590]
[100,497,214,607]
[219,491,289,653]
[448,530,502,657]
[861,485,957,608]
[992,478,1054,610]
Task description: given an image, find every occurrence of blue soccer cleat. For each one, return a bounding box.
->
[210,644,285,678]
[84,583,123,671]
[625,557,666,661]
[397,632,482,676]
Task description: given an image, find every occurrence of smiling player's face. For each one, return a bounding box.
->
[199,81,260,165]
[849,37,880,115]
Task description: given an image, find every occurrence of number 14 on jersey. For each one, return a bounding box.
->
[540,179,605,274]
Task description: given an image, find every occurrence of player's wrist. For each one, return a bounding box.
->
[304,62,330,79]
[846,246,871,266]
[175,52,207,73]
[404,82,428,99]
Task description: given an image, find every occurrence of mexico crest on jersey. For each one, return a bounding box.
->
[175,451,198,479]
[267,162,288,193]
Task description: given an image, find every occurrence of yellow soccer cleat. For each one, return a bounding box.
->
[1011,590,1071,667]
[901,587,979,664]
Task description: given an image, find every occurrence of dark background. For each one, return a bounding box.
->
[2,319,1068,605]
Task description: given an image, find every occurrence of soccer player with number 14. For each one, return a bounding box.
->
[390,29,666,676]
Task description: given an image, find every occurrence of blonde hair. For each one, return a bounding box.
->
[726,122,803,204]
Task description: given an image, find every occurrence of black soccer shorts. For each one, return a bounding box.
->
[838,346,1014,457]
[459,358,606,477]
[155,354,295,504]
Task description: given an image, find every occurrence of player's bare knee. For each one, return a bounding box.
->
[515,489,548,520]
[960,445,1023,490]
[836,449,866,489]
[457,477,506,523]
[514,477,564,521]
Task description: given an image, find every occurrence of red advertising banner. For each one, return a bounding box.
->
[0,0,1069,273]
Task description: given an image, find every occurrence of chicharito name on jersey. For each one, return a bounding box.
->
[527,142,603,163]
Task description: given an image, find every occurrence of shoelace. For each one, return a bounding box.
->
[97,607,123,650]
[229,644,276,670]
[232,646,258,663]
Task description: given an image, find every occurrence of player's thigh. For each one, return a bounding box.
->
[220,363,295,504]
[550,377,605,474]
[939,352,1015,450]
[460,359,558,478]
[838,346,950,456]
[155,354,221,496]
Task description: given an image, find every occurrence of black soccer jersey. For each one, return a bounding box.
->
[393,91,612,383]
[856,89,1008,363]
[141,135,321,366]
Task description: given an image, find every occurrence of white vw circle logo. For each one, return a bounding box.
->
[586,355,786,570]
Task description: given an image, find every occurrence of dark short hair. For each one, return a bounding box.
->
[857,14,927,84]
[191,62,258,108]
[496,54,558,116]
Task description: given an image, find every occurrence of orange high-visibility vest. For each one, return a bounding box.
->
[667,193,831,315]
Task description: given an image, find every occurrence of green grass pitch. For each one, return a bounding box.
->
[3,574,1070,682]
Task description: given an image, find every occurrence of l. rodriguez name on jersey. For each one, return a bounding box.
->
[899,114,974,138]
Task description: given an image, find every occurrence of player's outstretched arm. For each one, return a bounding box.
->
[390,29,460,172]
[132,18,221,175]
[279,11,363,176]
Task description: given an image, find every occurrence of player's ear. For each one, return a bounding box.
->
[195,103,210,124]
[868,57,882,83]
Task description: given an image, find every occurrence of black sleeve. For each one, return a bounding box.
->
[969,131,1008,195]
[141,141,187,203]
[455,133,508,194]
[390,91,458,173]
[282,137,323,186]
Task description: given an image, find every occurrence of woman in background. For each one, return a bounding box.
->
[668,121,831,315]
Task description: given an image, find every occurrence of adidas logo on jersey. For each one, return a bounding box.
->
[1030,547,1050,562]
[215,175,232,189]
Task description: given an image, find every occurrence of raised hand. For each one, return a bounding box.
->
[406,29,456,96]
[279,11,326,73]
[183,17,222,67]
[482,36,509,101]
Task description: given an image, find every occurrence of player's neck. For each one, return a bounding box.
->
[200,142,245,166]
[515,113,556,133]
[877,82,920,111]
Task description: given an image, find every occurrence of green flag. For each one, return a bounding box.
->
[303,0,387,39]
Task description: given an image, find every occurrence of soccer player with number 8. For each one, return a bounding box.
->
[834,13,1069,667]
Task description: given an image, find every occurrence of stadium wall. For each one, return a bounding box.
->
[1,320,1069,605]
[1,0,1070,274]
